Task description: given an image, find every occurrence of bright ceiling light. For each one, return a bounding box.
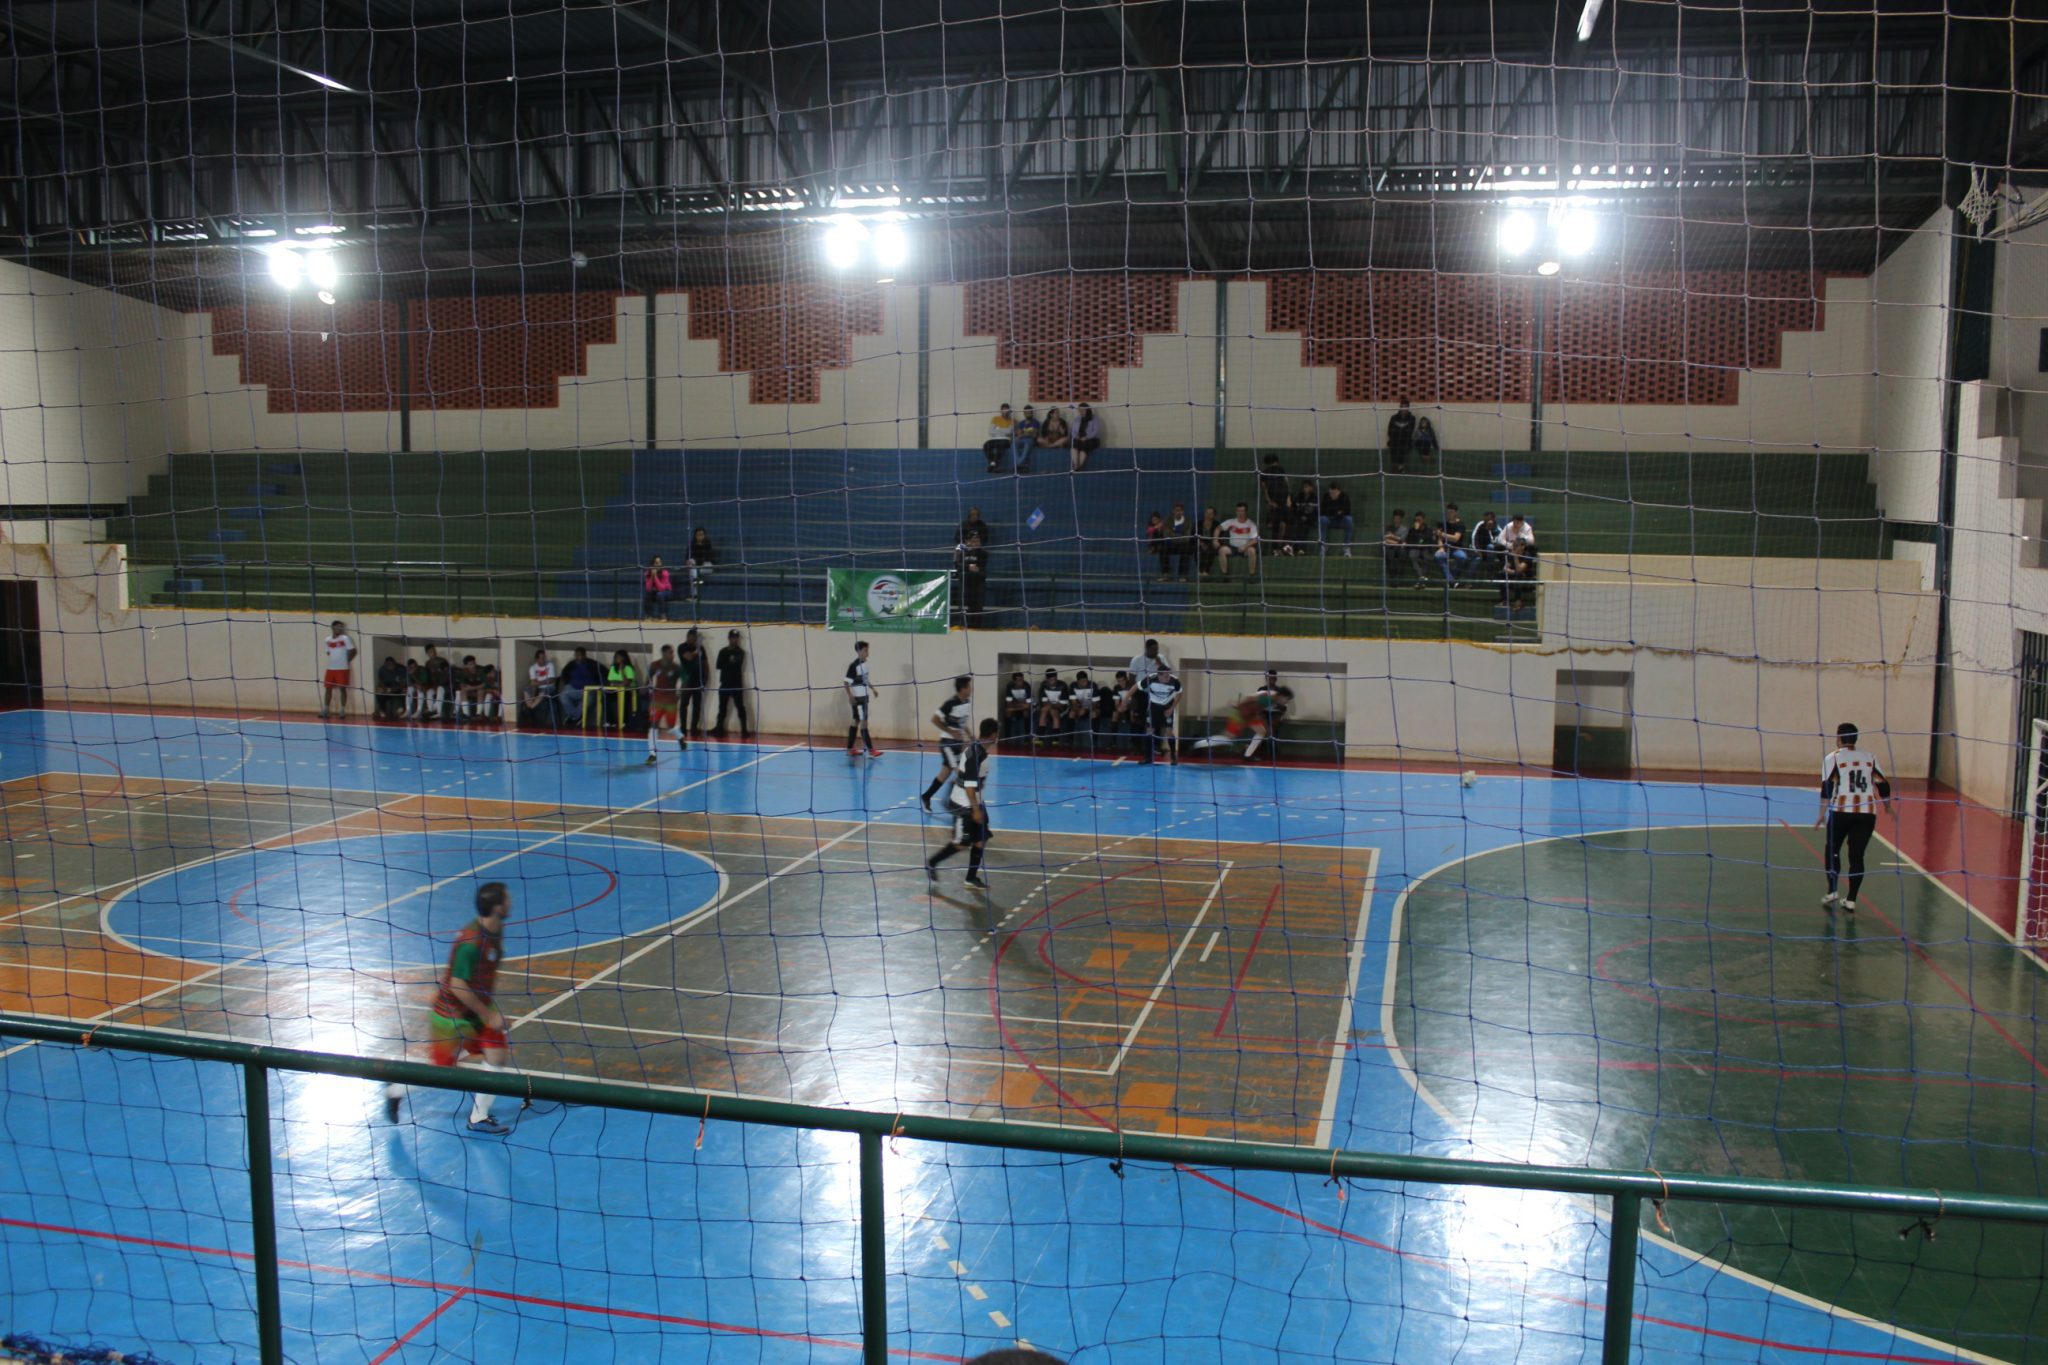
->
[1556,209,1599,256]
[266,246,303,289]
[871,220,908,271]
[1536,260,1562,277]
[822,216,869,270]
[1498,211,1538,257]
[1576,0,1605,41]
[304,250,339,290]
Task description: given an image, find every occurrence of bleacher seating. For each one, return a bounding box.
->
[108,446,1885,642]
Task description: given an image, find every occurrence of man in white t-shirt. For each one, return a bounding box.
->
[1216,503,1260,578]
[524,648,559,725]
[320,620,357,719]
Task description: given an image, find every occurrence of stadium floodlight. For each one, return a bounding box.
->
[1498,211,1538,257]
[1556,209,1599,257]
[822,216,869,270]
[304,248,340,290]
[871,220,909,271]
[265,245,303,289]
[1536,260,1562,277]
[1576,0,1605,41]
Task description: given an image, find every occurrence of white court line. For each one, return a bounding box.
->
[1104,862,1232,1076]
[508,788,916,1034]
[529,1016,1115,1073]
[1313,850,1379,1150]
[0,749,794,1063]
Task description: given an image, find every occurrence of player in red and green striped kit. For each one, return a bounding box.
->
[1193,686,1294,762]
[385,881,516,1133]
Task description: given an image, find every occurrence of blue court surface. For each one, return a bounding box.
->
[0,706,2036,1363]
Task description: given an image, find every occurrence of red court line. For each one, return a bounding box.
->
[1212,884,1284,1037]
[0,1215,967,1363]
[987,877,1978,1365]
[367,1287,469,1364]
[1779,819,2048,1087]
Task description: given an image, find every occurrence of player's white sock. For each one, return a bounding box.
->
[1192,736,1225,750]
[469,1063,501,1124]
[1243,735,1263,758]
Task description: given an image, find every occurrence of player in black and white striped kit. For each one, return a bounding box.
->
[844,641,879,757]
[921,675,974,811]
[926,719,1000,891]
[1139,664,1183,765]
[1816,721,1890,913]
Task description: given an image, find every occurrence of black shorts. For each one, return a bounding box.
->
[949,807,991,845]
[849,697,870,723]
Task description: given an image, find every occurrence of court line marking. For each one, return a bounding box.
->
[1379,820,2014,1365]
[1314,853,1378,1150]
[526,1016,1114,1073]
[0,750,793,1062]
[1104,863,1231,1075]
[506,788,917,1035]
[1872,830,2048,978]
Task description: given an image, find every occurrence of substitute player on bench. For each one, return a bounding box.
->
[1817,721,1890,913]
[921,674,974,811]
[385,881,516,1133]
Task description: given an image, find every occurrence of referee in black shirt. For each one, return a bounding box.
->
[921,675,974,811]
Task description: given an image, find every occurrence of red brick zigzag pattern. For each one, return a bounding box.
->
[210,294,619,414]
[680,284,885,405]
[963,276,1184,405]
[1264,271,1830,406]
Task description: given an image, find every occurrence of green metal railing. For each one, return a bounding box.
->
[7,1015,2047,1365]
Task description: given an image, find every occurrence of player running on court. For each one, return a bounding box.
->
[1192,685,1294,761]
[921,675,974,811]
[1816,721,1890,913]
[647,644,685,762]
[927,719,1000,891]
[385,881,516,1133]
[845,640,879,757]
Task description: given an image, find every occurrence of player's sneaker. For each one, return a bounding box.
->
[866,748,883,758]
[920,793,932,812]
[1842,900,1858,914]
[645,752,658,766]
[963,873,989,891]
[847,747,861,757]
[1821,892,1840,907]
[467,1115,510,1135]
[925,865,939,888]
[384,1085,402,1123]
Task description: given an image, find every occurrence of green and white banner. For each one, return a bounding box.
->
[825,569,951,633]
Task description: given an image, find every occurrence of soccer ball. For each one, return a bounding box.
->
[1460,770,1478,788]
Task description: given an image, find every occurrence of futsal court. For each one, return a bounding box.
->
[0,705,2039,1363]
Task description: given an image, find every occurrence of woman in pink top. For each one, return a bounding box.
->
[642,557,674,619]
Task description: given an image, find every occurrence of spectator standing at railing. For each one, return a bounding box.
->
[1386,399,1417,473]
[1414,415,1440,472]
[984,405,1016,473]
[713,630,752,739]
[958,506,992,549]
[1072,403,1104,471]
[558,647,602,726]
[686,528,717,602]
[1011,405,1041,473]
[1258,454,1291,525]
[319,620,357,720]
[642,558,674,620]
[958,531,989,627]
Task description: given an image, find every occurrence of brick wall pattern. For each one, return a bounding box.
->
[679,283,885,405]
[962,275,1185,404]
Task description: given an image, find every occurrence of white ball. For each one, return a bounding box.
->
[1461,770,1478,788]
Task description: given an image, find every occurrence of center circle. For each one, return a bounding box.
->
[103,830,721,970]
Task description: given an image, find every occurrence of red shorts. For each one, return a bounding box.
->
[651,699,679,724]
[428,1016,509,1068]
[323,669,350,688]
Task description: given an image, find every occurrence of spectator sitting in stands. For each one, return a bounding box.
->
[1320,482,1355,556]
[422,646,452,720]
[1037,406,1072,464]
[558,647,603,725]
[642,557,674,619]
[524,648,558,725]
[1386,399,1416,472]
[1405,513,1437,586]
[1414,415,1440,472]
[1285,478,1319,555]
[456,655,485,719]
[1073,403,1103,471]
[375,656,406,720]
[1035,669,1070,745]
[686,528,716,601]
[1436,503,1471,581]
[1011,405,1042,472]
[1162,503,1196,582]
[1503,512,1537,554]
[1502,536,1537,611]
[1216,503,1260,578]
[1381,510,1409,580]
[1196,506,1223,576]
[1002,671,1033,742]
[403,658,427,719]
[985,404,1016,473]
[1470,510,1503,576]
[1143,512,1167,580]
